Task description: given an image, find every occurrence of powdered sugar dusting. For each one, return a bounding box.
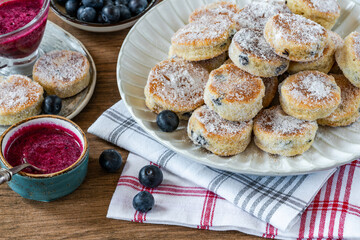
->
[256,106,314,135]
[148,59,208,107]
[195,105,250,135]
[325,74,360,121]
[33,50,88,84]
[172,14,234,45]
[211,65,263,102]
[328,31,344,50]
[189,1,240,26]
[0,75,42,113]
[233,28,282,61]
[309,0,340,13]
[236,1,291,30]
[271,13,327,44]
[283,72,337,104]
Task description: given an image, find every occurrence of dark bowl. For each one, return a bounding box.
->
[50,0,159,32]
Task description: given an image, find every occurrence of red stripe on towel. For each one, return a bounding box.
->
[308,192,322,238]
[199,191,218,230]
[318,174,335,238]
[338,162,356,238]
[328,167,346,239]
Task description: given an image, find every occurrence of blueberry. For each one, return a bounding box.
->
[56,0,68,6]
[190,130,208,146]
[239,53,249,65]
[282,49,289,56]
[310,51,317,57]
[195,135,207,146]
[118,4,132,20]
[115,0,129,6]
[82,0,103,9]
[214,74,226,82]
[212,97,222,106]
[65,0,79,17]
[132,191,154,213]
[99,149,123,173]
[78,7,97,22]
[139,165,163,188]
[101,5,121,23]
[77,5,85,19]
[128,0,148,16]
[97,12,105,23]
[275,64,288,75]
[156,110,179,132]
[103,0,114,6]
[42,95,62,114]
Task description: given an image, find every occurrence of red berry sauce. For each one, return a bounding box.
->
[4,123,83,174]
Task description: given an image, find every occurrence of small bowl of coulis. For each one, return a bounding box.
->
[0,115,89,202]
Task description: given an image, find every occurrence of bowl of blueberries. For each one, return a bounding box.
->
[50,0,159,32]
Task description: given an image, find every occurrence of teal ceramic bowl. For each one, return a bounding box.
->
[0,115,89,202]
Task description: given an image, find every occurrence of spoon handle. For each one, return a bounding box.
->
[0,163,35,184]
[0,169,12,185]
[9,163,32,175]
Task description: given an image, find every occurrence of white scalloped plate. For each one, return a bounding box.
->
[117,0,360,176]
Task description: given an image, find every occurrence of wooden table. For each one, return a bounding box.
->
[0,11,262,239]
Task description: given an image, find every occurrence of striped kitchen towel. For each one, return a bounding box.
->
[88,101,336,232]
[107,153,360,239]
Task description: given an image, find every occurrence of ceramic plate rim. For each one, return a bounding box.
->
[47,21,97,119]
[117,0,360,176]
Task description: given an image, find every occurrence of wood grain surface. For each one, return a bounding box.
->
[0,10,263,240]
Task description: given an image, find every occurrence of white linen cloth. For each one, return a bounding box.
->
[88,101,360,238]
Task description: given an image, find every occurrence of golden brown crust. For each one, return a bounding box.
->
[171,14,236,61]
[204,64,265,121]
[208,64,264,103]
[195,52,228,72]
[219,59,278,108]
[328,31,344,51]
[0,75,43,115]
[318,74,360,126]
[32,50,90,98]
[0,75,44,125]
[189,1,241,30]
[223,58,234,65]
[285,0,340,29]
[168,48,228,73]
[236,1,291,30]
[335,32,360,88]
[264,13,328,62]
[229,28,289,77]
[253,106,318,156]
[280,71,341,120]
[262,77,278,108]
[301,0,340,13]
[187,105,253,156]
[144,58,209,119]
[254,106,317,136]
[288,36,336,74]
